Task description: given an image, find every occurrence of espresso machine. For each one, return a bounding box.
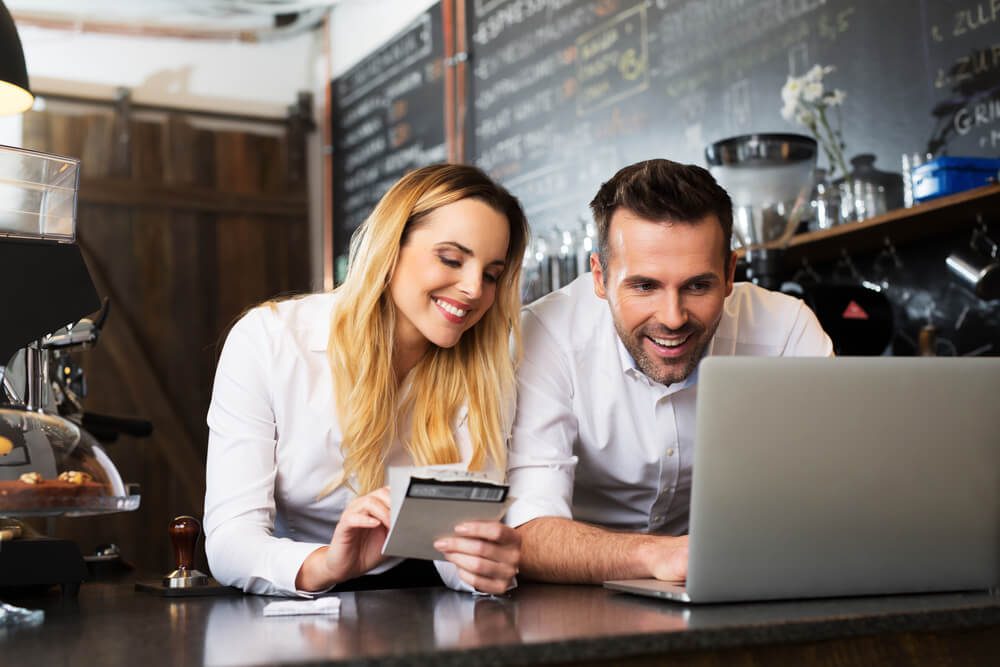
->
[0,144,143,595]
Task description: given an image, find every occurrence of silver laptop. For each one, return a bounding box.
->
[605,356,1000,603]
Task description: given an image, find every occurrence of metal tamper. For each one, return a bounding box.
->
[135,515,235,597]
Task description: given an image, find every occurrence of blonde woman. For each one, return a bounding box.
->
[204,164,529,596]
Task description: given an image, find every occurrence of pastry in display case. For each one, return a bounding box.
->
[0,408,139,514]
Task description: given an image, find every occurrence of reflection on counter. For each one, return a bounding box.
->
[201,585,690,666]
[204,595,347,666]
[196,583,1000,666]
[5,581,999,665]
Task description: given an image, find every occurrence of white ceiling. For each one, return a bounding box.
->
[6,0,343,32]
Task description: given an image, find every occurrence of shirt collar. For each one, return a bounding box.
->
[615,331,635,374]
[307,293,336,351]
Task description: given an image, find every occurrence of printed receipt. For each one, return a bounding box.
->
[381,466,513,561]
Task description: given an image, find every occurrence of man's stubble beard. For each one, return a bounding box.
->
[614,315,722,387]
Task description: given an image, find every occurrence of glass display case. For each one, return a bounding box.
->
[0,408,139,517]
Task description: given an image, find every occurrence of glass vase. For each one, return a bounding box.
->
[812,172,842,230]
[837,177,858,223]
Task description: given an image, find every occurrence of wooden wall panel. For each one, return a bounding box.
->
[20,107,311,575]
[161,114,197,186]
[192,128,217,189]
[130,121,164,182]
[79,113,115,179]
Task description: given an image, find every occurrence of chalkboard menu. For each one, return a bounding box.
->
[332,4,448,257]
[467,0,1000,233]
[924,0,1000,156]
[331,1,1000,242]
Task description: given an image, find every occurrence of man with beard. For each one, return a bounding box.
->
[506,159,833,584]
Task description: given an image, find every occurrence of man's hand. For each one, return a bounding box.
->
[640,534,688,583]
[433,521,521,594]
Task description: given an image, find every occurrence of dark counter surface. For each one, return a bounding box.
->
[3,581,999,666]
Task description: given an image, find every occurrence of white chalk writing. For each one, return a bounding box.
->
[339,13,432,105]
[473,0,576,46]
[954,96,1000,135]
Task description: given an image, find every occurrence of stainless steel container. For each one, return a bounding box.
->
[705,133,817,248]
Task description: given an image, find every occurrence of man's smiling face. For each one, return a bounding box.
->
[591,208,735,386]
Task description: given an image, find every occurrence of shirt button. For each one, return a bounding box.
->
[666,448,675,457]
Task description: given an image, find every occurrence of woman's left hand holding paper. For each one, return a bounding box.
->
[433,521,521,595]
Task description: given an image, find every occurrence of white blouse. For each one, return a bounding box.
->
[203,292,491,596]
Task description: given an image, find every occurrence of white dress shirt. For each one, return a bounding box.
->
[204,292,493,597]
[506,277,834,535]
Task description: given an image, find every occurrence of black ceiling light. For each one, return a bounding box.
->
[0,0,33,115]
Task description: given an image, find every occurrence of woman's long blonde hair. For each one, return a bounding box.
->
[328,164,528,495]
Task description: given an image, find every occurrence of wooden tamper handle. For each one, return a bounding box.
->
[169,515,200,573]
[163,515,209,588]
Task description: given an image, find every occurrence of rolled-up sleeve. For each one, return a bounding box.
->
[505,310,579,528]
[203,309,326,597]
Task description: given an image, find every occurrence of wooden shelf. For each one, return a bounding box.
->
[737,183,1000,266]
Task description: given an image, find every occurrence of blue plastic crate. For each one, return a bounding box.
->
[912,157,1000,202]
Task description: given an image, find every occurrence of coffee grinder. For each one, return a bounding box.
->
[705,134,818,289]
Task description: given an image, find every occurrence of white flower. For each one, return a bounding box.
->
[803,81,824,102]
[780,99,798,121]
[781,75,803,104]
[804,64,825,83]
[778,62,849,179]
[804,64,835,83]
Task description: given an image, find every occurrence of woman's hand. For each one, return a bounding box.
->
[325,486,393,581]
[433,521,521,595]
[295,487,391,591]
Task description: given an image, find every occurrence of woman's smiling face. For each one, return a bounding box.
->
[388,197,511,356]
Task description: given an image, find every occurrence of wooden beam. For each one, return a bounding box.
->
[11,12,260,42]
[322,14,335,291]
[443,0,456,164]
[455,0,469,162]
[38,91,290,126]
[80,177,308,218]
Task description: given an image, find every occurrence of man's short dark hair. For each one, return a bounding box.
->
[589,159,733,272]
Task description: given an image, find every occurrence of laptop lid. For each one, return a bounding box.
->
[684,356,1000,603]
